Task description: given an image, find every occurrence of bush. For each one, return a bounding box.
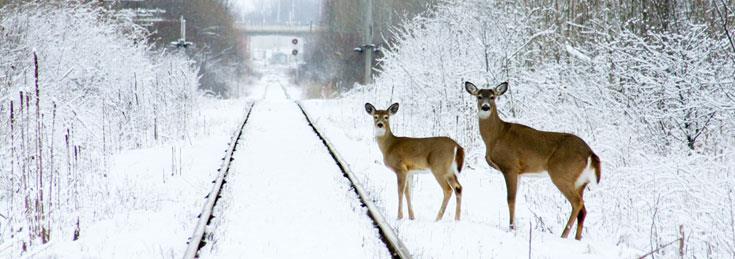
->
[0,2,199,253]
[354,0,735,256]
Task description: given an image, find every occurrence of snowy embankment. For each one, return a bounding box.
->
[201,79,389,258]
[0,3,252,257]
[300,100,640,258]
[319,0,734,257]
[20,97,252,258]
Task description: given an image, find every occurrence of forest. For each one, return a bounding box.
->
[0,0,244,253]
[340,0,735,257]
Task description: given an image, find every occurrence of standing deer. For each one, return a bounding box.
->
[365,103,464,221]
[464,81,601,240]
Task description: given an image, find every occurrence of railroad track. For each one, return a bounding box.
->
[183,98,411,258]
[297,102,412,259]
[183,103,256,259]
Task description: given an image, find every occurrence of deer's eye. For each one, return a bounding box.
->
[383,116,388,119]
[477,96,482,100]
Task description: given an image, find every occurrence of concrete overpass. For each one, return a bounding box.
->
[236,24,326,37]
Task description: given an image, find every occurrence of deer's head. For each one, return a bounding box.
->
[464,81,508,119]
[365,102,399,137]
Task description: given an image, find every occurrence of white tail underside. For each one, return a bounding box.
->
[450,146,458,173]
[575,157,597,189]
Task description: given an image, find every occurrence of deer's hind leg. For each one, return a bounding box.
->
[559,187,584,239]
[448,174,462,221]
[575,183,588,240]
[549,170,585,239]
[432,169,453,221]
[548,150,589,239]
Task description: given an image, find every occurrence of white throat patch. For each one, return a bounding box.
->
[478,110,491,119]
[374,126,386,137]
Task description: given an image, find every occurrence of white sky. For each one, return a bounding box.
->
[231,0,256,14]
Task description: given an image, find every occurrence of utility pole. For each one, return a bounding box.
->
[171,16,193,49]
[363,0,373,85]
[354,0,379,85]
[181,15,186,41]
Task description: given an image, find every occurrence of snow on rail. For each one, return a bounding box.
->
[182,103,256,259]
[297,102,413,259]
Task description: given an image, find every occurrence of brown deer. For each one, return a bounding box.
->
[365,103,464,221]
[464,81,601,240]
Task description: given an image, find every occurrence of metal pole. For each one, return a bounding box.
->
[363,0,373,85]
[180,16,186,41]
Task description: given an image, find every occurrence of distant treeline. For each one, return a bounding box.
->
[110,0,249,97]
[302,0,735,93]
[302,0,438,91]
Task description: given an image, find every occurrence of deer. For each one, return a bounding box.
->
[464,81,601,240]
[365,103,464,221]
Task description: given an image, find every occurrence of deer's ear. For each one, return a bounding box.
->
[365,103,376,115]
[495,82,508,96]
[388,103,400,115]
[464,82,479,95]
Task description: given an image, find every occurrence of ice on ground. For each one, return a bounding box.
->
[201,84,390,258]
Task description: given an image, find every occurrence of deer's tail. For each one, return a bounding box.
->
[590,152,601,184]
[455,145,465,174]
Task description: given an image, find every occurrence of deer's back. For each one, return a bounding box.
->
[489,123,593,172]
[385,136,458,171]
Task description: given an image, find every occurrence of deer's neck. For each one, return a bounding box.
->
[375,126,396,154]
[479,106,506,146]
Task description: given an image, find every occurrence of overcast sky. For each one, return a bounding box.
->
[231,0,256,13]
[230,0,321,25]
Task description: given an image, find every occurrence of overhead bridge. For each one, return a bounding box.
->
[236,24,326,36]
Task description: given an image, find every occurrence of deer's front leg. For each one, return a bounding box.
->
[396,172,407,220]
[502,172,519,230]
[405,173,415,220]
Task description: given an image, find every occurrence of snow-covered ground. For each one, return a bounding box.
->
[12,96,253,259]
[300,99,642,258]
[201,77,389,258]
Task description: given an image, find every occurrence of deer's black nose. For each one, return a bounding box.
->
[377,123,384,128]
[481,106,490,111]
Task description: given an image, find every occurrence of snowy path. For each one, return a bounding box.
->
[203,83,390,258]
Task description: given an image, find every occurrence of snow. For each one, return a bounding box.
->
[2,0,732,257]
[1,5,202,255]
[564,44,591,63]
[346,0,735,257]
[16,97,252,258]
[300,99,642,258]
[201,77,390,258]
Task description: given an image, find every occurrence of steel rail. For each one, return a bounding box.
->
[296,102,413,259]
[182,102,256,259]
